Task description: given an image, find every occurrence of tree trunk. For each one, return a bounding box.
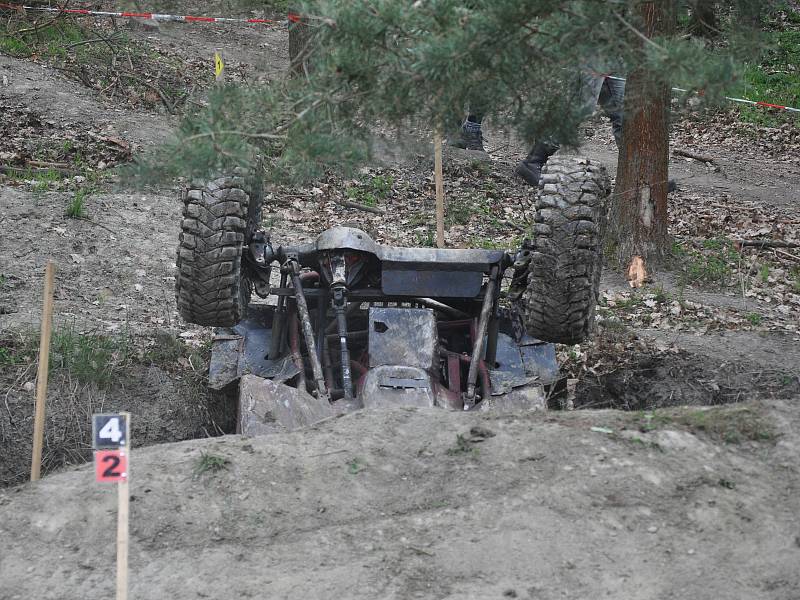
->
[688,0,718,38]
[609,1,675,285]
[288,9,314,76]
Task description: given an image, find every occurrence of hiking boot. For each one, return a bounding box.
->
[515,160,545,187]
[515,142,559,187]
[451,120,486,152]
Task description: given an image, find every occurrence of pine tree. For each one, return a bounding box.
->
[140,0,772,265]
[609,1,676,281]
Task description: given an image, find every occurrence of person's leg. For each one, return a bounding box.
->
[598,76,625,148]
[515,72,604,187]
[452,113,486,152]
[578,71,606,122]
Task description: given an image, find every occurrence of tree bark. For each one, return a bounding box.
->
[609,1,675,284]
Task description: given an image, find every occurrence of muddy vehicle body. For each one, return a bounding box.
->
[175,157,610,431]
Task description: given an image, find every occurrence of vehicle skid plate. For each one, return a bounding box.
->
[209,305,561,435]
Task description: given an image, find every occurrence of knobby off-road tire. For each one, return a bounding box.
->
[176,175,263,327]
[522,156,610,345]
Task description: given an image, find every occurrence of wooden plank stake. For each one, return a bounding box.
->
[434,129,445,248]
[116,449,130,600]
[30,261,55,482]
[93,413,131,598]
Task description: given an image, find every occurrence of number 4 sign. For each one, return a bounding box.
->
[93,413,129,449]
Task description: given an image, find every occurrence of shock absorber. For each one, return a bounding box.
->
[331,285,354,401]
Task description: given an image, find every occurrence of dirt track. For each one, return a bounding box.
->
[1,10,800,600]
[2,404,800,600]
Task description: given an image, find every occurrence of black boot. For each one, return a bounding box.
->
[515,142,558,187]
[452,120,486,152]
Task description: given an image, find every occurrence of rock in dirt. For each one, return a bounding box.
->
[478,384,547,413]
[238,374,336,436]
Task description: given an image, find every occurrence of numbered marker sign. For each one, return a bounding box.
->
[93,413,128,449]
[92,413,130,484]
[95,449,128,483]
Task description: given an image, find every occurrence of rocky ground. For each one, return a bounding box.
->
[0,5,799,599]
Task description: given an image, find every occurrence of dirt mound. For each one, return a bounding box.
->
[1,403,799,599]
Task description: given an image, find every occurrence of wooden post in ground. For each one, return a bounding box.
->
[434,130,445,248]
[116,451,130,600]
[30,261,55,482]
[93,412,131,599]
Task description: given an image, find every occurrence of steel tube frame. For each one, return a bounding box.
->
[464,265,499,406]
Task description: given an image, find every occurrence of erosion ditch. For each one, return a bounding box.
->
[4,322,796,489]
[571,346,799,411]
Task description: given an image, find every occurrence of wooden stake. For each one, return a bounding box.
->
[115,412,132,600]
[116,460,129,600]
[434,129,445,248]
[30,261,55,482]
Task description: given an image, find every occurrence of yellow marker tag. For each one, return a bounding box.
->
[214,52,224,78]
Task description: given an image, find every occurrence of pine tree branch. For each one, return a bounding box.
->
[276,97,325,132]
[182,131,288,143]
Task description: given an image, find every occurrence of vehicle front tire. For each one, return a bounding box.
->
[175,174,263,327]
[521,156,610,345]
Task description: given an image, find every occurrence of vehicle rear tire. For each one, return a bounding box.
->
[521,156,610,345]
[176,174,263,327]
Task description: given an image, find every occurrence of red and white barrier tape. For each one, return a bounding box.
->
[0,3,285,25]
[605,75,800,114]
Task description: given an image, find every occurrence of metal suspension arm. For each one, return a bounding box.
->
[286,260,329,403]
[465,265,500,407]
[332,286,354,401]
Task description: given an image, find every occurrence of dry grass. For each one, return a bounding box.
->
[0,326,232,488]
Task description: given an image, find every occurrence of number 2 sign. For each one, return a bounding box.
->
[95,450,128,483]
